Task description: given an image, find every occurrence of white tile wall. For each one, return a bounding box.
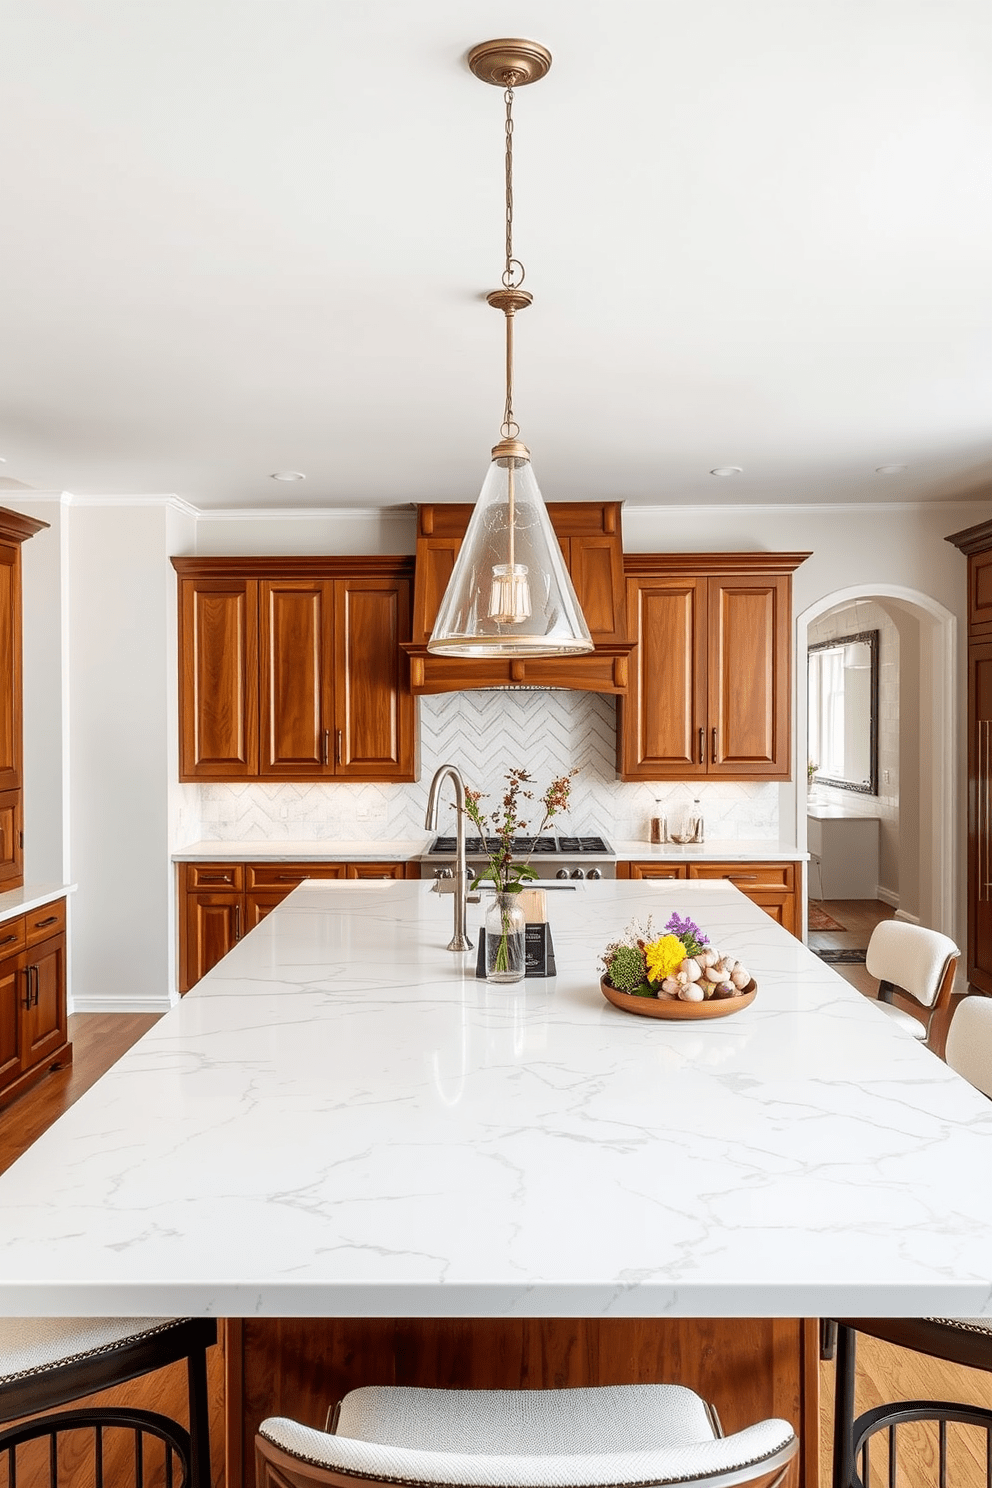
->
[180,691,781,846]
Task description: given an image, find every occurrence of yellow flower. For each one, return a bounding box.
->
[644,934,686,983]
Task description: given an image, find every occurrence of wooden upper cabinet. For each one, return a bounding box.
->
[707,574,790,775]
[0,507,47,892]
[335,577,414,779]
[405,501,633,693]
[178,577,259,779]
[259,579,333,776]
[173,557,417,784]
[619,554,808,782]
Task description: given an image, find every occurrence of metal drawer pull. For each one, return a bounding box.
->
[729,874,758,882]
[712,727,717,763]
[235,904,242,941]
[277,874,301,882]
[322,729,330,766]
[0,932,17,946]
[34,915,59,928]
[200,875,230,883]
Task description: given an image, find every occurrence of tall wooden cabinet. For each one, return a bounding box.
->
[947,520,992,994]
[0,506,47,888]
[173,557,417,784]
[618,554,809,781]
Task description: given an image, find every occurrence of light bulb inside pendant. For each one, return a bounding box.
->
[488,565,531,623]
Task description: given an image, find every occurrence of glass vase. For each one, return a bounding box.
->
[485,892,526,983]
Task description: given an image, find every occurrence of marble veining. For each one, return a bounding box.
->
[0,880,989,1319]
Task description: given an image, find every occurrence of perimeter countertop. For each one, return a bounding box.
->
[0,878,989,1319]
[173,838,803,864]
[0,882,74,927]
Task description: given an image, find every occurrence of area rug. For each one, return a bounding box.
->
[814,948,868,964]
[808,905,846,932]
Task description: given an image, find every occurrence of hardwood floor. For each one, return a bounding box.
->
[5,1005,991,1488]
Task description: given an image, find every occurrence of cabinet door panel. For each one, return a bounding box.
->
[179,579,258,779]
[413,539,460,644]
[245,891,289,930]
[21,935,68,1072]
[0,538,21,792]
[260,581,334,776]
[0,955,22,1094]
[568,536,626,643]
[335,580,415,780]
[621,578,706,778]
[708,577,789,776]
[0,788,23,889]
[969,642,992,992]
[183,893,242,992]
[346,862,410,880]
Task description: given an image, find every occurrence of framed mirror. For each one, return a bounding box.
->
[807,630,879,796]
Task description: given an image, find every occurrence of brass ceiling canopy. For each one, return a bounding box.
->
[467,39,552,88]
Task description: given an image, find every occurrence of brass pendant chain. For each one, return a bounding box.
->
[501,78,523,444]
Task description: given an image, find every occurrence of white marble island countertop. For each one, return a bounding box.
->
[0,879,989,1319]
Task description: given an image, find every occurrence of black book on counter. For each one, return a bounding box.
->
[475,923,556,979]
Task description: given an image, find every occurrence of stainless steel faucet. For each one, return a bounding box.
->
[425,764,473,951]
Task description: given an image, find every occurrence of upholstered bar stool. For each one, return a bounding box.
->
[256,1383,798,1488]
[864,920,959,1047]
[830,996,992,1488]
[0,1316,215,1488]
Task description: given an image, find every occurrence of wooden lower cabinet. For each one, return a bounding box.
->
[0,897,71,1109]
[620,860,800,937]
[229,1317,817,1488]
[179,861,419,992]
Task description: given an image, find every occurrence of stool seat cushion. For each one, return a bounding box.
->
[872,1000,926,1039]
[0,1319,180,1385]
[926,1318,992,1337]
[260,1385,797,1488]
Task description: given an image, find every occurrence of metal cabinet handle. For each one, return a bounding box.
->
[277,874,300,882]
[729,874,758,883]
[322,729,330,766]
[32,964,40,1007]
[22,967,32,1009]
[0,932,17,947]
[34,915,58,929]
[200,874,231,884]
[234,904,242,941]
[336,729,343,765]
[22,965,39,1009]
[711,727,717,763]
[698,727,704,765]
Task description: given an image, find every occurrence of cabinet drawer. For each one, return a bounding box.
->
[24,898,66,948]
[625,863,689,881]
[687,862,795,891]
[187,863,244,890]
[246,862,348,889]
[0,915,25,957]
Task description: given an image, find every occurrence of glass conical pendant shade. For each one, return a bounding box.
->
[428,450,594,658]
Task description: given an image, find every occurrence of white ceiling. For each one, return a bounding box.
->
[2,0,992,511]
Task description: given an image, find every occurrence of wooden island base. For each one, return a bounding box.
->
[225,1318,819,1488]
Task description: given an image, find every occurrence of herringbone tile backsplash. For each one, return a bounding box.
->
[179,691,780,845]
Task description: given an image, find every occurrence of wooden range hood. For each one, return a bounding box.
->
[401,501,634,694]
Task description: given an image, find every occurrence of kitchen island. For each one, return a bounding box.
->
[1,878,990,1483]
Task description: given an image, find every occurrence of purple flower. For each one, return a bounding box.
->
[665,913,709,953]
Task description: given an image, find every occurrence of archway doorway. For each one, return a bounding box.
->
[795,586,957,940]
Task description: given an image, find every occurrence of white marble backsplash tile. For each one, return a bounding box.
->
[186,691,780,845]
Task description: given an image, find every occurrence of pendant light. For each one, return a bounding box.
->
[427,39,593,659]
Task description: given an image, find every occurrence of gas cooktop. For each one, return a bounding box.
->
[428,835,613,856]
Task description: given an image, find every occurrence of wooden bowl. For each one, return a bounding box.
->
[600,974,757,1020]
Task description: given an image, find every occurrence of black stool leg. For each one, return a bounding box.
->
[833,1324,857,1488]
[186,1343,211,1488]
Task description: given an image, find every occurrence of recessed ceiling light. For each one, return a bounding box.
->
[270,471,306,482]
[709,466,743,477]
[875,464,907,475]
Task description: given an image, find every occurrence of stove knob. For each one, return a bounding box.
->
[555,869,570,880]
[586,868,602,880]
[434,867,453,880]
[570,868,585,880]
